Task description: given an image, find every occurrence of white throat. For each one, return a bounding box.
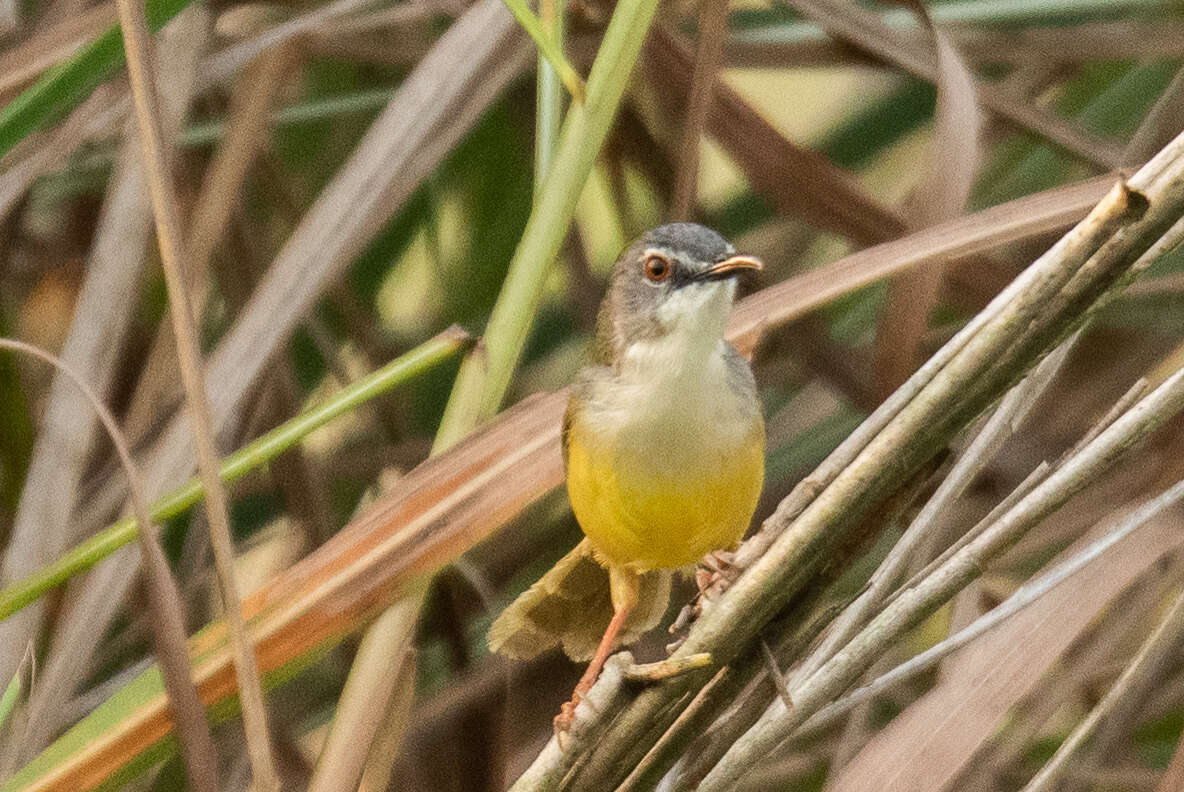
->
[619,279,735,385]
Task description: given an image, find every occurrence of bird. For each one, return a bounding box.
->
[487,222,766,732]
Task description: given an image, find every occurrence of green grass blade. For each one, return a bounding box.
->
[0,0,192,159]
[0,329,469,623]
[0,667,20,731]
[499,0,584,101]
[437,0,663,442]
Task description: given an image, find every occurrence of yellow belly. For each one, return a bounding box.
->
[565,409,764,571]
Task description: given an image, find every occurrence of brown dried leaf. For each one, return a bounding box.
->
[825,499,1184,792]
[727,175,1114,352]
[785,0,1122,169]
[874,0,981,396]
[648,28,907,247]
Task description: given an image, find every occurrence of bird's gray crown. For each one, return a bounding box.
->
[639,223,736,265]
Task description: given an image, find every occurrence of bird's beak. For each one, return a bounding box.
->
[700,255,764,281]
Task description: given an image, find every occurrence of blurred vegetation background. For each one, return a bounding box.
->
[2,0,1184,789]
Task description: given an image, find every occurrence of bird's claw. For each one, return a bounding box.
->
[553,698,578,748]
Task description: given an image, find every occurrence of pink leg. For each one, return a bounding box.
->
[554,566,639,736]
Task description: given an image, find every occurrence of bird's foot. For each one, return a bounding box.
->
[668,550,741,652]
[554,677,598,746]
[697,548,739,598]
[553,696,579,747]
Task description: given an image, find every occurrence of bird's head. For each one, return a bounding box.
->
[594,223,762,363]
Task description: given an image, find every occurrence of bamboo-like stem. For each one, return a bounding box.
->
[792,333,1077,686]
[619,598,842,792]
[699,367,1184,790]
[112,0,278,786]
[500,0,583,101]
[796,476,1184,741]
[0,339,218,792]
[508,654,636,792]
[0,328,468,623]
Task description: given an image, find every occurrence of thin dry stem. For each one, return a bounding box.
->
[112,0,279,787]
[307,591,422,792]
[1020,582,1184,791]
[794,334,1076,687]
[668,0,728,221]
[798,477,1184,741]
[0,339,217,792]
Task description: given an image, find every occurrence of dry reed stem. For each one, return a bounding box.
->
[799,477,1184,741]
[668,0,728,221]
[123,44,294,442]
[0,9,205,754]
[1019,566,1184,790]
[689,134,1184,784]
[306,592,421,792]
[112,0,278,787]
[795,332,1077,687]
[507,654,635,792]
[650,28,907,247]
[357,647,418,792]
[0,339,217,792]
[702,362,1184,790]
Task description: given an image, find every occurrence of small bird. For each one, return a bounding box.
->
[488,223,766,731]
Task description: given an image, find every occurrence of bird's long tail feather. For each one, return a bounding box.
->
[487,539,672,661]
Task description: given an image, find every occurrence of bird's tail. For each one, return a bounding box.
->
[487,539,672,662]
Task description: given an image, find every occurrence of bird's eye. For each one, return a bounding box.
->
[643,254,672,282]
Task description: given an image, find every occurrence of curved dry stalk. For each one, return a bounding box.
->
[112,0,278,786]
[1019,582,1184,791]
[668,0,730,220]
[797,476,1184,741]
[0,339,216,792]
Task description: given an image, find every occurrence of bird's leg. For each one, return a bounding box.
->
[554,565,639,736]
